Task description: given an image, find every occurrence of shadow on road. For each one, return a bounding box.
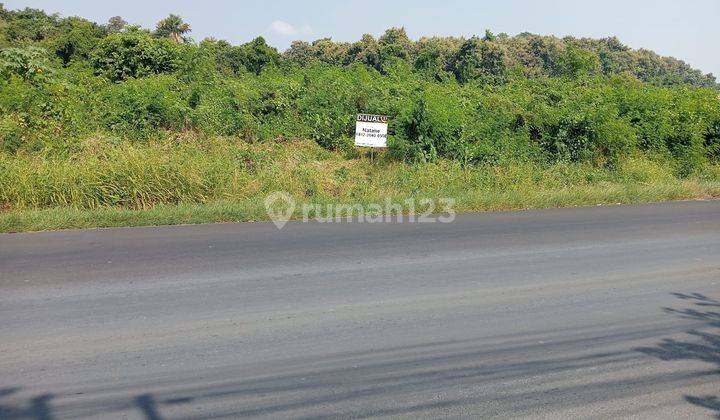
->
[2,292,719,419]
[0,390,54,420]
[0,339,647,418]
[635,292,720,418]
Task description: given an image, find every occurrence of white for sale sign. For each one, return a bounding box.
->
[355,114,388,148]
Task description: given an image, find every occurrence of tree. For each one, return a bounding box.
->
[240,36,279,75]
[310,38,349,66]
[200,38,239,74]
[155,14,190,43]
[556,45,600,78]
[451,37,508,84]
[378,27,412,52]
[414,36,461,79]
[54,17,104,65]
[345,34,380,70]
[92,28,182,81]
[505,34,564,77]
[378,27,412,65]
[283,40,314,66]
[106,16,127,33]
[4,7,60,42]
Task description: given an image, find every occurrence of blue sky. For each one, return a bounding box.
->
[4,0,719,76]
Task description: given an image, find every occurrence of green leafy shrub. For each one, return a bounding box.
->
[0,46,52,82]
[91,28,183,81]
[706,119,720,161]
[297,65,383,150]
[99,74,190,139]
[555,45,601,78]
[0,113,24,153]
[188,80,255,136]
[54,17,104,65]
[392,90,464,162]
[451,37,509,84]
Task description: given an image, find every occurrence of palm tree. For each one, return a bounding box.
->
[155,14,190,43]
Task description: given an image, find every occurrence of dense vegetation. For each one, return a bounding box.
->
[0,6,719,230]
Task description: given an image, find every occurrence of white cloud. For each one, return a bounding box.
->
[269,20,298,37]
[269,20,313,38]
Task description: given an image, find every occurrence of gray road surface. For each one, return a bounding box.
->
[1,201,720,419]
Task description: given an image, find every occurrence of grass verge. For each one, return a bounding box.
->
[2,180,719,233]
[1,137,719,233]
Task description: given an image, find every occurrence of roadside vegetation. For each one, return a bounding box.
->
[0,6,719,232]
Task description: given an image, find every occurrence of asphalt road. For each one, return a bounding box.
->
[1,201,720,419]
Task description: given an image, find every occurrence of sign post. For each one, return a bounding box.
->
[355,114,388,161]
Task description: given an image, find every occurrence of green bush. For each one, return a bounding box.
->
[0,46,52,82]
[706,119,720,161]
[392,88,465,162]
[54,17,104,65]
[298,65,380,149]
[91,28,183,81]
[451,37,509,84]
[99,74,190,139]
[188,79,255,136]
[0,113,24,153]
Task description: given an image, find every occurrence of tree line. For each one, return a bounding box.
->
[0,6,718,177]
[0,6,716,87]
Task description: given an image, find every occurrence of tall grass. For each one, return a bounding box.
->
[1,136,719,232]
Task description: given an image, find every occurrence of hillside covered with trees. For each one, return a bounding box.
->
[1,5,719,231]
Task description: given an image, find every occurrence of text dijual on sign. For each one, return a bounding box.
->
[355,114,388,148]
